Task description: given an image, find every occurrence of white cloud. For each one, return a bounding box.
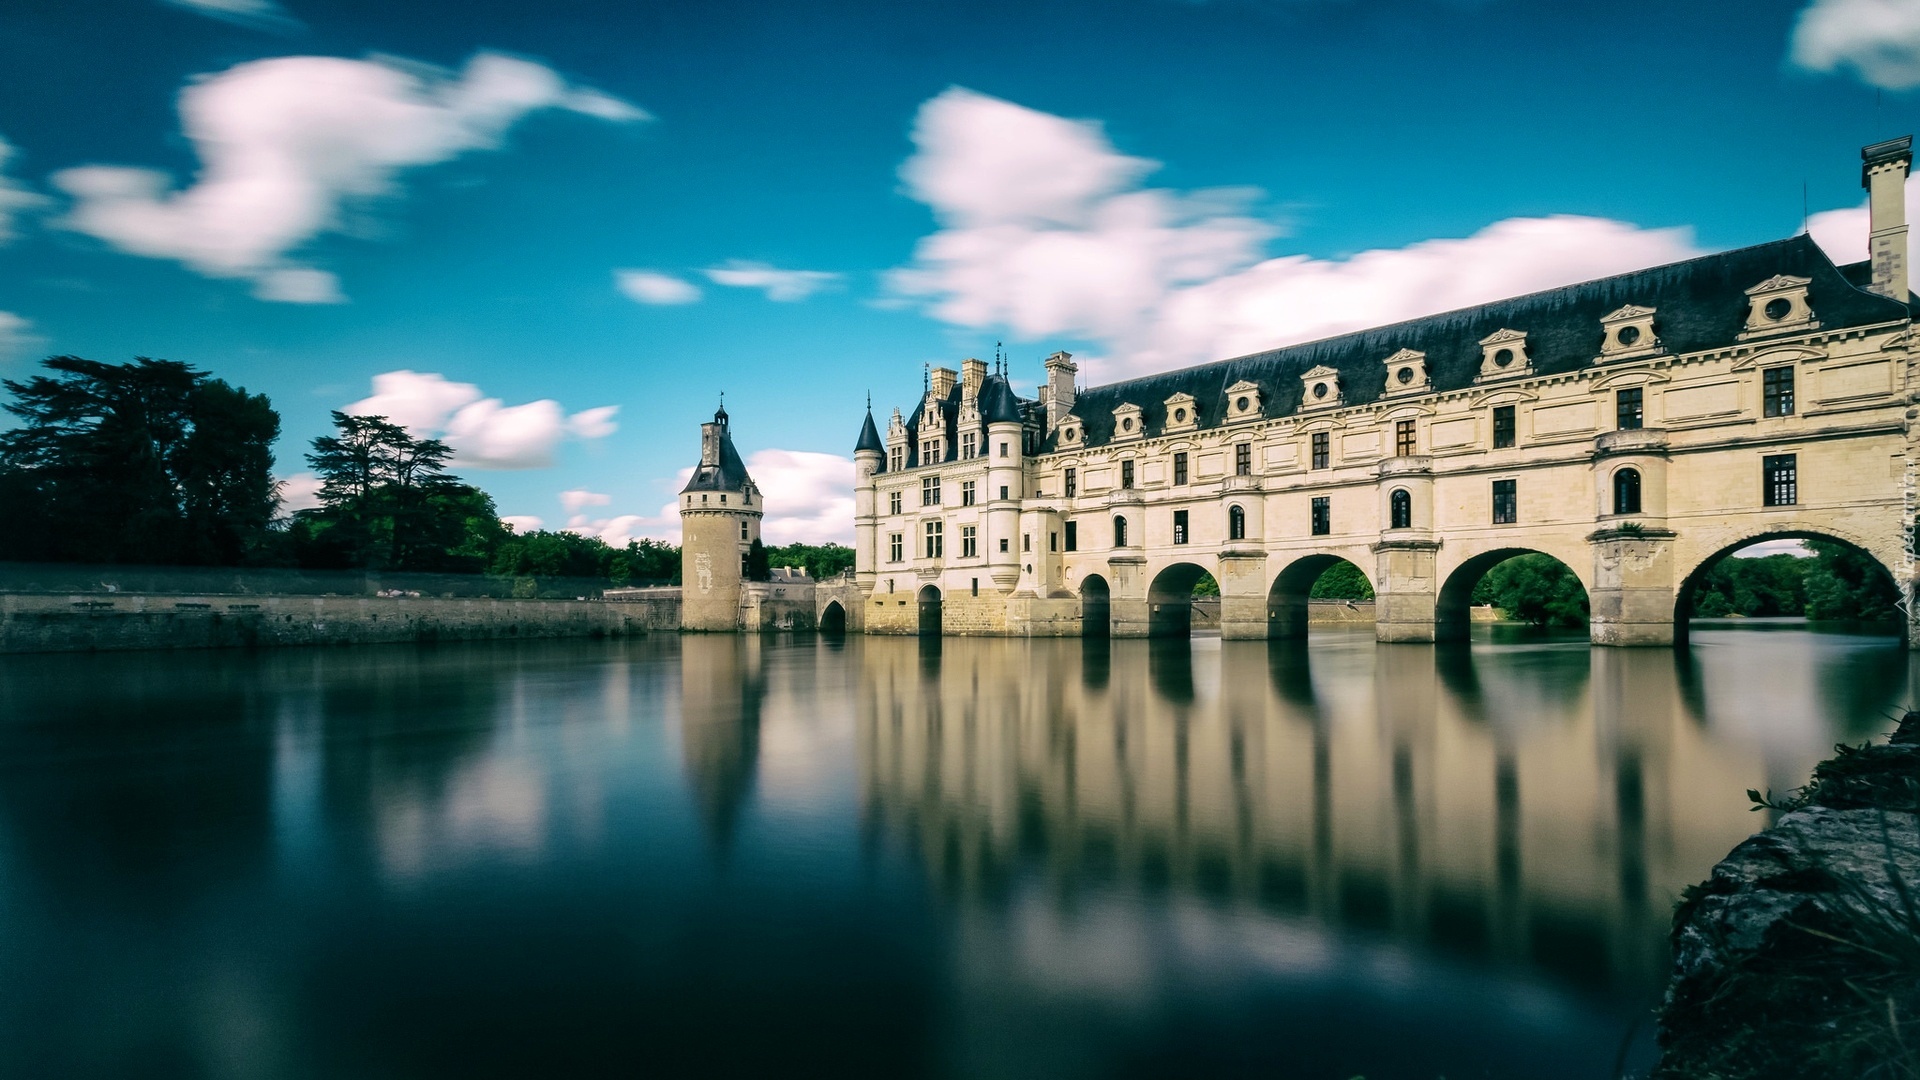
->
[569,506,682,547]
[888,87,1700,377]
[277,471,323,513]
[345,370,618,470]
[567,448,856,549]
[1807,169,1920,270]
[54,52,646,301]
[614,269,702,304]
[559,489,610,514]
[1791,0,1920,89]
[0,137,47,244]
[161,0,298,31]
[703,260,843,301]
[0,311,41,364]
[500,514,544,534]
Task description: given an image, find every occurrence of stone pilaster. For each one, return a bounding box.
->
[1217,549,1269,639]
[1588,527,1677,646]
[1374,539,1440,643]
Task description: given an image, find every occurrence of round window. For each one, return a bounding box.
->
[1765,297,1793,321]
[1313,383,1328,399]
[1397,367,1414,385]
[1617,325,1641,347]
[1066,429,1076,442]
[1236,396,1250,411]
[1494,348,1514,367]
[1174,407,1187,422]
[1122,417,1133,431]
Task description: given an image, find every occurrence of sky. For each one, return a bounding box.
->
[2,0,1918,547]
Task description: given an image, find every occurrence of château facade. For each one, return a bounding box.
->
[850,137,1920,646]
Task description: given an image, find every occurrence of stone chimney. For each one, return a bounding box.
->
[961,357,987,398]
[929,365,958,400]
[1863,136,1913,301]
[1044,350,1077,433]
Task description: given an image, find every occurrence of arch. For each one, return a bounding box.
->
[1389,488,1412,530]
[1113,514,1130,548]
[1673,529,1905,647]
[819,600,847,634]
[1611,467,1641,515]
[917,584,943,637]
[1146,561,1213,637]
[1080,573,1112,638]
[1267,554,1374,639]
[1436,548,1590,642]
[1228,504,1247,541]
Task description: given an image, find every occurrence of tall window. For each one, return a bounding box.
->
[1064,467,1077,498]
[961,525,977,558]
[741,522,749,541]
[1065,521,1077,551]
[1764,366,1796,418]
[1617,387,1644,430]
[924,520,944,558]
[1173,452,1188,485]
[1311,432,1330,469]
[1613,468,1642,515]
[889,446,903,472]
[1389,488,1411,529]
[1395,419,1416,457]
[1492,479,1517,524]
[1049,531,1058,552]
[999,485,1009,500]
[999,442,1009,458]
[1228,505,1246,541]
[888,533,903,562]
[1235,443,1252,476]
[1492,405,1516,449]
[961,480,976,506]
[1173,509,1189,545]
[1121,460,1135,488]
[922,476,940,506]
[1310,497,1330,536]
[1114,515,1129,547]
[921,438,941,463]
[889,491,902,515]
[1764,454,1798,506]
[961,432,976,459]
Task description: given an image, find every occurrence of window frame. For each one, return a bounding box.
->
[1310,496,1330,536]
[1064,520,1077,552]
[1492,405,1516,450]
[1763,454,1798,507]
[1173,452,1188,486]
[1612,467,1642,515]
[1064,467,1077,498]
[1395,419,1416,458]
[1173,509,1189,545]
[961,479,976,507]
[923,519,944,559]
[1234,443,1252,476]
[888,490,902,515]
[921,475,940,506]
[1389,488,1411,530]
[888,533,903,563]
[1228,504,1246,541]
[1311,431,1330,470]
[961,524,977,559]
[1120,459,1135,489]
[1763,366,1796,418]
[1113,515,1129,547]
[1492,479,1518,524]
[1616,387,1644,431]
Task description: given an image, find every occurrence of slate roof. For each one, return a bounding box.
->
[894,372,1036,470]
[854,408,884,454]
[681,411,755,494]
[1047,234,1907,452]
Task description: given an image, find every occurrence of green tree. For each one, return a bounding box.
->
[297,411,500,571]
[764,542,854,581]
[1803,540,1899,621]
[1472,554,1590,628]
[1310,561,1375,600]
[745,538,771,582]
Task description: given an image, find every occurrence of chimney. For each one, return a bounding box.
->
[961,357,987,398]
[1863,135,1913,301]
[929,365,958,400]
[699,421,722,467]
[1044,350,1077,433]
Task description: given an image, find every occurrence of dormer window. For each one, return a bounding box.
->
[1597,305,1661,362]
[1111,403,1144,440]
[1295,368,1339,412]
[1475,329,1532,381]
[1163,392,1198,432]
[1380,348,1429,397]
[1739,275,1817,339]
[1223,380,1265,422]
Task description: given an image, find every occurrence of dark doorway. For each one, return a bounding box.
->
[1081,574,1111,638]
[917,585,942,636]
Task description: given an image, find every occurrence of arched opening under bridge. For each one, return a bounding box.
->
[917,584,942,636]
[1146,562,1217,637]
[1437,549,1591,642]
[1268,554,1374,639]
[1674,531,1904,647]
[819,600,847,634]
[1080,573,1111,638]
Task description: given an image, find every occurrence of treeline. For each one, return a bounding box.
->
[1690,543,1899,621]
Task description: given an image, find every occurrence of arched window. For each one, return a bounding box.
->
[1228,505,1246,541]
[1389,488,1412,530]
[1613,467,1642,515]
[1113,515,1129,547]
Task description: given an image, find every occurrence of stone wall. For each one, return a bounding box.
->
[601,587,684,630]
[0,593,643,654]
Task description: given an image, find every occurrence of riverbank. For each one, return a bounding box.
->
[0,592,666,653]
[1654,712,1920,1078]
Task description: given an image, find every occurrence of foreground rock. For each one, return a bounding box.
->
[1654,716,1920,1079]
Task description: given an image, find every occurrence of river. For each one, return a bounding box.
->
[0,625,1908,1078]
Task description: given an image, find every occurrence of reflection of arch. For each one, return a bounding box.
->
[1436,548,1588,642]
[1268,554,1372,639]
[1080,573,1111,638]
[1611,467,1641,515]
[819,600,847,634]
[1389,488,1412,530]
[917,584,942,637]
[1674,529,1903,646]
[1148,637,1195,704]
[1147,562,1212,637]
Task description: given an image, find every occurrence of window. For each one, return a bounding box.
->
[1389,488,1411,529]
[924,520,944,558]
[1617,387,1643,430]
[922,476,940,506]
[1049,531,1058,552]
[1065,521,1077,551]
[1121,460,1135,488]
[1311,432,1330,469]
[888,533,903,562]
[999,538,1009,553]
[999,442,1008,458]
[1064,468,1077,498]
[1492,405,1515,449]
[921,438,941,463]
[961,480,976,506]
[1764,454,1797,506]
[1228,505,1246,541]
[1492,479,1517,524]
[1173,452,1187,485]
[1395,419,1416,457]
[1310,497,1330,536]
[962,525,977,558]
[1612,468,1642,515]
[1173,509,1189,545]
[889,491,902,515]
[740,522,749,541]
[971,578,978,597]
[889,446,903,472]
[1764,366,1796,418]
[999,485,1009,500]
[962,432,976,459]
[1114,515,1129,546]
[1023,533,1030,552]
[1235,443,1252,476]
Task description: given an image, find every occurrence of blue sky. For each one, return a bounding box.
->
[1,0,1916,544]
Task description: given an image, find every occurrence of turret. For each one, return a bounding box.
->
[981,373,1025,589]
[853,404,884,588]
[680,403,763,632]
[1864,136,1913,301]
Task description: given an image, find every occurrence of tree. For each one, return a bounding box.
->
[1473,554,1590,628]
[745,538,771,582]
[1803,541,1899,621]
[0,356,280,565]
[1310,561,1375,600]
[764,542,854,581]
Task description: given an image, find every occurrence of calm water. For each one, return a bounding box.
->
[0,626,1909,1079]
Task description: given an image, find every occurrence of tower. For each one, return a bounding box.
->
[679,403,763,632]
[853,401,884,591]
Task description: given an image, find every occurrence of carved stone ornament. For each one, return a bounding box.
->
[1475,329,1532,382]
[1381,348,1429,396]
